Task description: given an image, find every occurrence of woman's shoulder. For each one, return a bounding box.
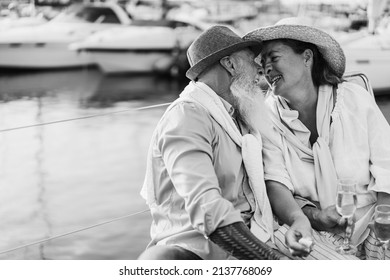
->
[338,81,373,100]
[335,81,375,111]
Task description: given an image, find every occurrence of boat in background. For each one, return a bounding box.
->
[340,17,390,93]
[0,14,47,31]
[339,0,390,93]
[70,18,210,75]
[0,2,131,69]
[0,1,49,31]
[0,10,48,32]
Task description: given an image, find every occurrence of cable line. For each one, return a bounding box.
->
[0,209,150,255]
[0,102,171,133]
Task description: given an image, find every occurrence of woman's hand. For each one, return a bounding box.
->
[303,205,349,234]
[285,216,314,257]
[316,205,353,234]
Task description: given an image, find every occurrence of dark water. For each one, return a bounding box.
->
[0,69,389,260]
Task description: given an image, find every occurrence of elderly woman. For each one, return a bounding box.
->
[244,18,390,260]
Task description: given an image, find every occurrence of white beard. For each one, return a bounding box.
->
[230,73,274,140]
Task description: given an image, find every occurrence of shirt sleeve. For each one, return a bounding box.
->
[262,132,295,193]
[157,101,243,236]
[364,89,390,194]
[294,195,318,209]
[263,134,317,209]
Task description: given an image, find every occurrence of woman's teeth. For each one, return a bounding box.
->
[271,75,282,85]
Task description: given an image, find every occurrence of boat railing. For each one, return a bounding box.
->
[343,71,375,96]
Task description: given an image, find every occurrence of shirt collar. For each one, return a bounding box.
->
[219,95,235,118]
[276,96,299,126]
[193,81,235,118]
[275,96,311,147]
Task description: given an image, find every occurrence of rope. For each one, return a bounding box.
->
[0,209,150,255]
[0,102,171,133]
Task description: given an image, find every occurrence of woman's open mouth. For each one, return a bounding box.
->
[266,75,282,89]
[270,75,282,87]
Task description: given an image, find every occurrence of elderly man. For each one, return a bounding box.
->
[138,25,311,260]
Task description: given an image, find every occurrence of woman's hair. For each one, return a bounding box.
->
[277,39,343,87]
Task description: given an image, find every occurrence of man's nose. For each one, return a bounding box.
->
[257,66,264,76]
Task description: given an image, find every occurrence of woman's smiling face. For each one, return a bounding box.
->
[260,40,310,98]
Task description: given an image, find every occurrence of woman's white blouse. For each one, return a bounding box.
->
[263,82,390,244]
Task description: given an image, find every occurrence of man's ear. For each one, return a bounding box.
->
[219,56,236,76]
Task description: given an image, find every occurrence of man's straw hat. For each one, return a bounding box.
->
[244,17,346,78]
[186,25,262,81]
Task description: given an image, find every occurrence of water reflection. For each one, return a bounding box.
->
[85,74,187,107]
[0,69,102,103]
[34,96,52,260]
[0,69,188,107]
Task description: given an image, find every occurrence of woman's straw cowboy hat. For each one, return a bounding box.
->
[244,17,346,78]
[186,25,262,81]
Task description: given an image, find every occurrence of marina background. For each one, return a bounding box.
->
[0,0,390,260]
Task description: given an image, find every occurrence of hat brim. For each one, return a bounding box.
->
[186,40,262,80]
[244,25,345,78]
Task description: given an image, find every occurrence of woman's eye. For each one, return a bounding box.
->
[271,56,279,62]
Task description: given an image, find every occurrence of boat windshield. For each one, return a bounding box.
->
[51,5,121,24]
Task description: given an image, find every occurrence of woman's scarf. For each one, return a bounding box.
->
[313,86,338,209]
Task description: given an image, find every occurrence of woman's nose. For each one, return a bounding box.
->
[264,63,272,75]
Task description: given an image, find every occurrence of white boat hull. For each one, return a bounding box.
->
[89,51,175,74]
[341,31,390,92]
[0,43,93,69]
[69,21,206,75]
[344,48,390,92]
[0,3,131,69]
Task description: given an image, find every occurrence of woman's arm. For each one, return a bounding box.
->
[301,205,346,234]
[266,181,309,225]
[266,180,313,256]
